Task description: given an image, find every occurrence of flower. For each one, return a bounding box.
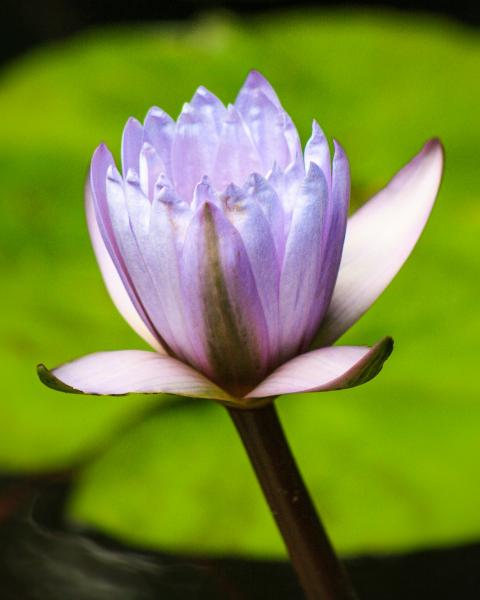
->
[38,71,443,406]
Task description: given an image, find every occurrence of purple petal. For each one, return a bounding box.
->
[284,113,303,167]
[85,179,165,353]
[304,120,331,186]
[139,186,201,366]
[278,163,329,359]
[212,105,262,190]
[189,85,227,134]
[191,176,221,211]
[38,350,233,401]
[172,101,220,202]
[224,184,281,363]
[244,173,285,261]
[235,75,290,172]
[246,337,393,398]
[139,142,167,200]
[104,168,175,353]
[144,107,175,177]
[304,140,350,343]
[121,117,144,176]
[89,144,163,349]
[180,201,270,393]
[313,139,444,347]
[235,70,282,108]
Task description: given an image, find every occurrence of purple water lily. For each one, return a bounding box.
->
[39,71,443,405]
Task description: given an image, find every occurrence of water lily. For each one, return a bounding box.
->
[38,71,443,405]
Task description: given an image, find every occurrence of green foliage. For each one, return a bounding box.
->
[0,10,479,556]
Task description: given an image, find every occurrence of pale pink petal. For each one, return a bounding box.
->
[246,337,393,398]
[312,139,444,347]
[85,181,165,354]
[38,350,233,401]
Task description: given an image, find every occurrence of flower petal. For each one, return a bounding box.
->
[88,145,165,352]
[180,201,270,393]
[172,100,221,202]
[304,140,350,343]
[235,73,290,172]
[139,142,166,200]
[144,107,175,178]
[312,139,444,347]
[235,70,282,108]
[224,183,281,363]
[139,185,201,366]
[212,105,262,190]
[278,163,328,360]
[246,337,393,398]
[85,181,165,354]
[121,117,144,175]
[38,351,233,401]
[189,86,227,135]
[304,120,331,186]
[244,173,285,260]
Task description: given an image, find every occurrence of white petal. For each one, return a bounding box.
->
[38,350,232,401]
[246,337,393,398]
[313,139,444,347]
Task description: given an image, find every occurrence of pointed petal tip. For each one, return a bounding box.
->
[246,171,266,189]
[92,142,112,162]
[305,160,323,180]
[423,137,445,165]
[122,116,143,139]
[245,69,268,87]
[311,119,325,137]
[125,115,142,128]
[332,138,347,158]
[90,144,116,189]
[38,352,235,402]
[125,168,140,184]
[146,105,163,117]
[338,335,394,389]
[37,363,83,395]
[245,336,394,399]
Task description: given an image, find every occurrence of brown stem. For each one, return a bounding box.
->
[227,402,358,600]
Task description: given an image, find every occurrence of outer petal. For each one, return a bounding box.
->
[139,185,201,366]
[303,140,350,345]
[88,145,165,352]
[85,182,165,354]
[278,163,328,360]
[246,337,393,398]
[104,167,176,351]
[224,184,281,363]
[121,117,144,175]
[180,201,270,393]
[312,139,444,347]
[304,120,331,186]
[38,351,233,402]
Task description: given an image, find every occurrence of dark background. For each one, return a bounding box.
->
[2,0,479,67]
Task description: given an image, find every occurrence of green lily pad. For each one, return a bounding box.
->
[0,11,479,556]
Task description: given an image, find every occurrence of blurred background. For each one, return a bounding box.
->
[0,0,479,597]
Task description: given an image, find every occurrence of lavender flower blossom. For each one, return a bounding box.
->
[39,71,443,405]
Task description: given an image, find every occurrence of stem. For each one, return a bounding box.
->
[227,402,357,600]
